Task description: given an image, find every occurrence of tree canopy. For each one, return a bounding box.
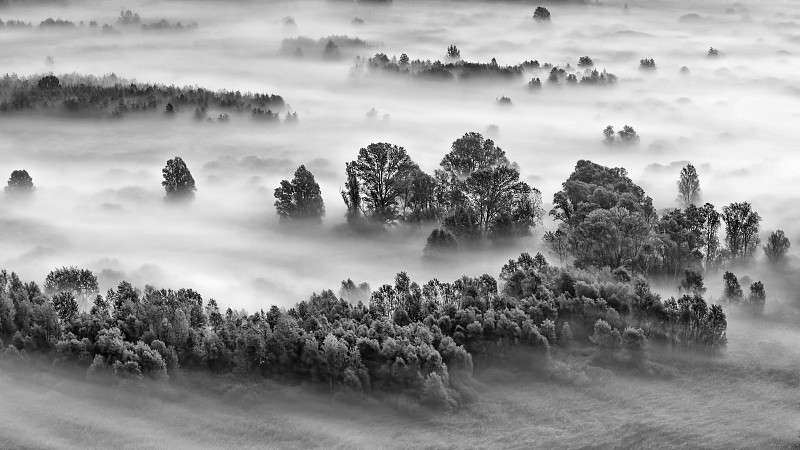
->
[162,156,196,202]
[274,165,325,223]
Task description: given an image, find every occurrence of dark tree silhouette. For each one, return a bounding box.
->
[578,56,594,67]
[722,271,743,303]
[341,162,362,224]
[763,230,790,265]
[639,58,656,70]
[677,163,701,207]
[5,170,35,195]
[323,39,340,60]
[424,228,458,257]
[162,156,196,202]
[37,75,60,89]
[533,6,551,22]
[274,165,325,223]
[51,291,79,323]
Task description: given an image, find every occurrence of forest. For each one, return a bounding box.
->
[2,0,800,447]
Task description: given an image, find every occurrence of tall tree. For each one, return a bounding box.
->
[677,164,701,207]
[763,230,790,265]
[274,165,325,223]
[347,142,416,224]
[721,202,761,263]
[162,156,196,201]
[341,162,361,224]
[699,203,721,272]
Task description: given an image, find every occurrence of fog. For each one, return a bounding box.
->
[1,0,799,313]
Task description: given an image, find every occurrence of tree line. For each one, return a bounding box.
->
[0,252,728,409]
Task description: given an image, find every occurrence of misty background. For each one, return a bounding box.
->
[1,0,799,311]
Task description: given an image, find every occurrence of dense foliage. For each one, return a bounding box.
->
[0,73,287,120]
[0,252,729,408]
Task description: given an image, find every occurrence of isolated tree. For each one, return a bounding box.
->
[721,202,761,262]
[5,170,35,195]
[274,165,325,223]
[37,75,59,89]
[722,271,743,303]
[347,142,416,224]
[639,58,656,70]
[162,156,196,201]
[763,230,790,265]
[578,56,594,67]
[446,45,460,60]
[51,291,79,324]
[707,47,719,57]
[533,6,551,22]
[676,164,701,207]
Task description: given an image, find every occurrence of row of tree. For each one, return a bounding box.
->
[0,252,727,408]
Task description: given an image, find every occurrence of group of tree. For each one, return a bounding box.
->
[543,160,779,279]
[280,35,368,60]
[336,133,545,252]
[0,251,727,408]
[602,125,640,146]
[356,53,617,86]
[0,74,286,120]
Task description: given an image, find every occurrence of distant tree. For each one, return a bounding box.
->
[162,156,196,202]
[274,165,325,223]
[677,164,701,207]
[37,75,59,89]
[165,103,174,114]
[680,66,690,75]
[446,45,460,60]
[424,228,458,257]
[542,229,569,265]
[323,39,340,60]
[639,58,656,70]
[5,170,35,195]
[748,281,765,306]
[44,267,99,300]
[617,125,640,146]
[602,125,615,146]
[528,78,542,90]
[589,319,621,356]
[117,10,141,25]
[721,202,761,263]
[346,143,416,224]
[439,132,508,180]
[621,327,647,366]
[399,53,409,66]
[578,56,594,67]
[707,47,719,57]
[722,271,743,303]
[763,230,790,265]
[496,96,512,106]
[533,6,551,22]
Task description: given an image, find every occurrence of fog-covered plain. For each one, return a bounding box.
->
[1,0,799,309]
[3,0,800,447]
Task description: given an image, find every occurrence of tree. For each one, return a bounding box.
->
[639,58,656,70]
[162,156,196,202]
[533,6,551,22]
[439,132,508,181]
[699,203,721,272]
[424,228,458,257]
[446,45,460,60]
[37,75,59,89]
[748,281,765,308]
[274,165,325,223]
[721,202,761,263]
[5,170,35,195]
[763,230,790,265]
[617,125,639,146]
[578,56,594,67]
[602,126,615,145]
[346,143,416,224]
[678,269,706,296]
[323,39,340,60]
[677,164,701,207]
[44,267,99,301]
[341,162,362,224]
[542,229,569,265]
[722,271,743,303]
